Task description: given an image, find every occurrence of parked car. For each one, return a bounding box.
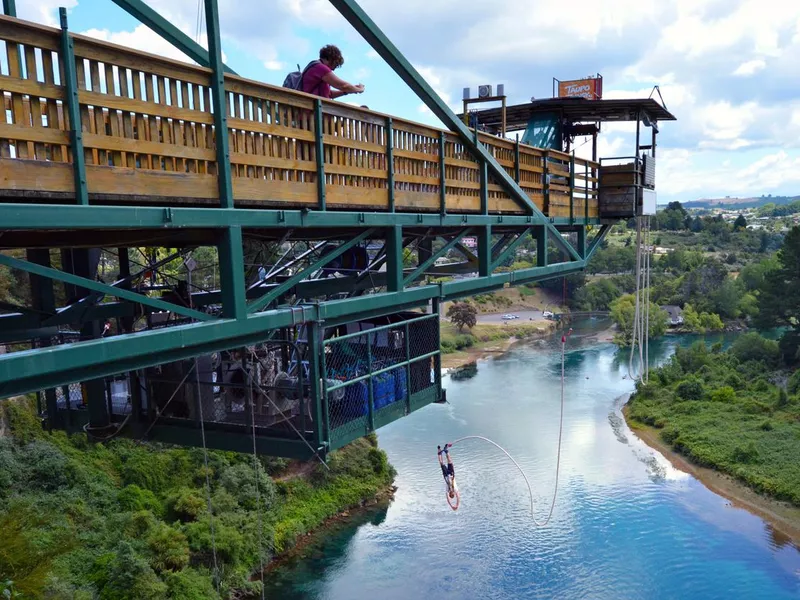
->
[501,314,518,320]
[542,311,554,319]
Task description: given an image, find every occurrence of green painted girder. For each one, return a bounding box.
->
[109,0,237,75]
[327,0,583,264]
[585,224,612,261]
[0,204,600,231]
[59,9,88,206]
[403,228,473,286]
[0,253,213,322]
[491,228,533,271]
[247,228,375,313]
[0,259,584,397]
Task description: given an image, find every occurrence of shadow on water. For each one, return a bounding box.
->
[262,506,390,599]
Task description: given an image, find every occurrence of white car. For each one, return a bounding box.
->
[542,311,554,318]
[501,314,518,320]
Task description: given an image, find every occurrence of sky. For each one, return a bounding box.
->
[14,0,800,204]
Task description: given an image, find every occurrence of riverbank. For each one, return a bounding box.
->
[0,396,396,599]
[623,404,800,546]
[440,319,558,372]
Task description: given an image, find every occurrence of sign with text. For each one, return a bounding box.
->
[557,77,602,100]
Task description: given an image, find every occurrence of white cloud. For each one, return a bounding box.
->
[263,60,284,71]
[732,59,766,76]
[17,0,75,27]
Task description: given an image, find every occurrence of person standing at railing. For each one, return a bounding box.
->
[301,45,365,100]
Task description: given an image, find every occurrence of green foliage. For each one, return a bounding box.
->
[730,332,780,365]
[118,485,163,516]
[628,335,800,505]
[446,301,477,332]
[676,379,704,401]
[610,294,668,345]
[788,370,800,396]
[0,399,395,598]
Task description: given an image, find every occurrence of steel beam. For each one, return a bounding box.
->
[403,228,472,286]
[2,0,15,17]
[328,0,581,262]
[385,225,403,292]
[59,9,88,206]
[491,228,532,271]
[0,257,586,397]
[0,253,213,322]
[0,204,601,231]
[110,0,236,74]
[218,226,246,319]
[585,224,611,261]
[247,229,375,313]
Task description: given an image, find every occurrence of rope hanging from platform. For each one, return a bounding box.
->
[194,358,221,595]
[247,358,266,600]
[629,216,651,382]
[442,330,570,527]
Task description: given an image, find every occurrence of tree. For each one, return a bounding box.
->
[733,214,748,230]
[757,227,800,352]
[610,294,668,345]
[446,302,477,332]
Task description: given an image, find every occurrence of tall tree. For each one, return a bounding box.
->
[757,226,800,362]
[733,214,748,230]
[446,302,477,332]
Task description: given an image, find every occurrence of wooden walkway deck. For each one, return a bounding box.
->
[0,16,598,217]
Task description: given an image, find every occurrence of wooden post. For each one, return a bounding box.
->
[386,116,395,211]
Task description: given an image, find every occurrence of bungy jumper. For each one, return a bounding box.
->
[437,329,571,527]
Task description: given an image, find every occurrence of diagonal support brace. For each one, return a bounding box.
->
[491,228,533,271]
[403,228,473,287]
[328,0,581,263]
[0,253,213,322]
[248,229,375,314]
[585,224,612,261]
[110,0,237,74]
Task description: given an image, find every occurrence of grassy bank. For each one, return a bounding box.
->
[626,337,800,506]
[0,397,394,599]
[440,320,556,369]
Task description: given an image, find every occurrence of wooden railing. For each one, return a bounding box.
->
[0,16,599,218]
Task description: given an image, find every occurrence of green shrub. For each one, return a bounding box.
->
[676,379,704,401]
[24,441,69,491]
[730,333,780,365]
[759,420,774,431]
[732,441,760,464]
[147,523,190,573]
[164,569,220,600]
[118,485,163,516]
[710,386,736,403]
[167,488,206,522]
[788,370,800,396]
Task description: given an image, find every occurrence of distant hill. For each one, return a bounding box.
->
[679,195,800,210]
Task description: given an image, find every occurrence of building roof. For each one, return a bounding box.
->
[661,305,683,317]
[462,97,676,134]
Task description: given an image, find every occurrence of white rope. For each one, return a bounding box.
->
[447,332,568,527]
[628,215,651,382]
[247,356,266,600]
[194,359,220,594]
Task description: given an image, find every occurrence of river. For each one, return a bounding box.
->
[264,320,800,599]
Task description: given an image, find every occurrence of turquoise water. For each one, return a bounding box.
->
[264,323,800,599]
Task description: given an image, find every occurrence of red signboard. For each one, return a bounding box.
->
[557,77,602,100]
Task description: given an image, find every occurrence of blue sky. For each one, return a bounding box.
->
[16,0,800,204]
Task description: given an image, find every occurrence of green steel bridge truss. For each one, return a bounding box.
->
[0,0,612,458]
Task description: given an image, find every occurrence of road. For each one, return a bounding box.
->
[476,310,546,324]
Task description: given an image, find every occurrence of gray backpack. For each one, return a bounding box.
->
[283,60,319,91]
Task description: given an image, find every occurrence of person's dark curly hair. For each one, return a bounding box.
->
[319,44,344,69]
